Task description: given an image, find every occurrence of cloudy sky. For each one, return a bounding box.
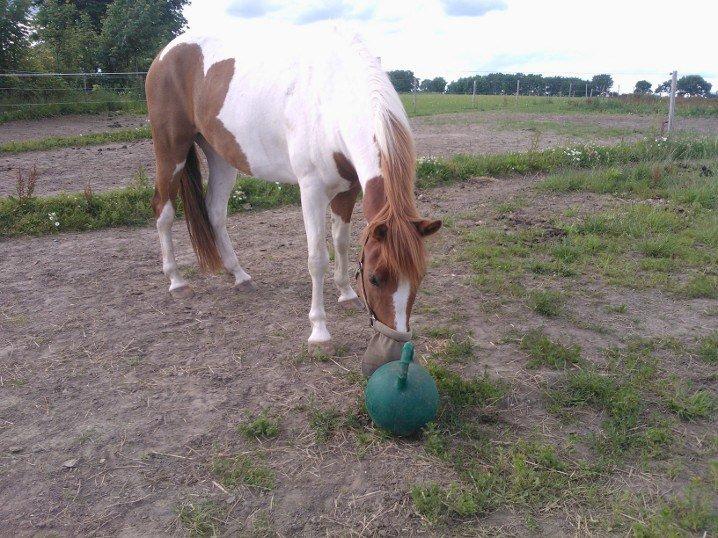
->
[184,0,717,93]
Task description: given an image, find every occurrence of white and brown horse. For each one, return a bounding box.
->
[146,28,440,369]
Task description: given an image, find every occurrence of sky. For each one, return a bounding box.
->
[184,0,718,93]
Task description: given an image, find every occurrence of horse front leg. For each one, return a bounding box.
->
[330,185,363,310]
[299,183,333,355]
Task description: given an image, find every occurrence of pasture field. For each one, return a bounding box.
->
[1,125,717,535]
[2,91,718,124]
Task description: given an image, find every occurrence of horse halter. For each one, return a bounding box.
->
[355,232,377,326]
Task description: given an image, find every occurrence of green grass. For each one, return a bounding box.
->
[309,406,342,443]
[666,387,716,421]
[177,501,224,537]
[399,93,718,118]
[631,478,718,536]
[237,412,280,440]
[697,332,718,364]
[3,136,717,238]
[519,329,582,369]
[431,336,475,363]
[527,290,564,317]
[0,87,147,123]
[539,160,718,210]
[211,454,276,490]
[0,125,151,154]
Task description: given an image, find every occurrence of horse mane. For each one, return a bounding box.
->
[363,74,426,287]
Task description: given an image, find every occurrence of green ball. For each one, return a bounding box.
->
[364,342,439,436]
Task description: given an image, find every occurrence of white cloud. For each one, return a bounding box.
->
[183,0,718,93]
[441,0,507,17]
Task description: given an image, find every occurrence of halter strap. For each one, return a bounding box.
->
[356,232,378,326]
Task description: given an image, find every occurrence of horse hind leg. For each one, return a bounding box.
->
[330,185,363,311]
[196,137,255,291]
[153,136,195,298]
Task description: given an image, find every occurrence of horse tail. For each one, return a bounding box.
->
[179,145,223,273]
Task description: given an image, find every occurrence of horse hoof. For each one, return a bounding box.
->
[170,285,193,299]
[339,297,364,311]
[308,340,335,358]
[235,279,257,292]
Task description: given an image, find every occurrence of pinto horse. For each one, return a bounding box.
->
[146,29,441,370]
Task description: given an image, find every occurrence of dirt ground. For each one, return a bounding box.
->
[3,111,717,197]
[1,171,715,536]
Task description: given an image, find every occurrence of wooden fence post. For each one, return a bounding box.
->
[515,78,520,105]
[667,70,677,135]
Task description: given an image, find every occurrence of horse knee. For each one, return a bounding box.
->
[308,249,329,277]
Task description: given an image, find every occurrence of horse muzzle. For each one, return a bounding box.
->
[361,320,412,377]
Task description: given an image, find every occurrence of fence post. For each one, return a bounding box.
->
[568,82,572,98]
[472,79,476,106]
[412,78,417,114]
[667,70,677,135]
[515,78,520,105]
[585,83,588,99]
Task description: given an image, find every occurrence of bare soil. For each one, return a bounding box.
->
[1,173,715,536]
[3,111,717,197]
[0,112,148,145]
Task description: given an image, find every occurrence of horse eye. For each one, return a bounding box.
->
[369,274,380,287]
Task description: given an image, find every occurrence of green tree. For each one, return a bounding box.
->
[98,0,188,71]
[677,75,712,97]
[0,0,32,71]
[633,80,652,94]
[387,70,418,93]
[655,80,671,94]
[34,0,99,72]
[591,74,613,95]
[420,77,447,93]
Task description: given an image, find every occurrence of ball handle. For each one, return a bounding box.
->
[397,342,414,390]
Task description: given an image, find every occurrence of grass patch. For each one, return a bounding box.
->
[527,290,564,317]
[412,439,600,524]
[697,332,718,364]
[3,137,717,237]
[519,329,582,369]
[211,454,276,490]
[666,387,716,421]
[0,125,151,154]
[431,336,475,363]
[309,406,342,443]
[399,93,718,118]
[177,501,224,537]
[237,412,280,440]
[631,478,718,536]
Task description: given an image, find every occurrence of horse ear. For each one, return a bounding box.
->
[415,219,442,237]
[372,223,388,241]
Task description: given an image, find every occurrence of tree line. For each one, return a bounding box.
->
[1,0,187,74]
[389,69,714,98]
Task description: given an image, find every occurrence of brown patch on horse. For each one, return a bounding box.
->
[195,58,252,175]
[146,43,204,216]
[146,43,223,272]
[330,152,360,222]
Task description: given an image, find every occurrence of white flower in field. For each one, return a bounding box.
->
[54,222,60,227]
